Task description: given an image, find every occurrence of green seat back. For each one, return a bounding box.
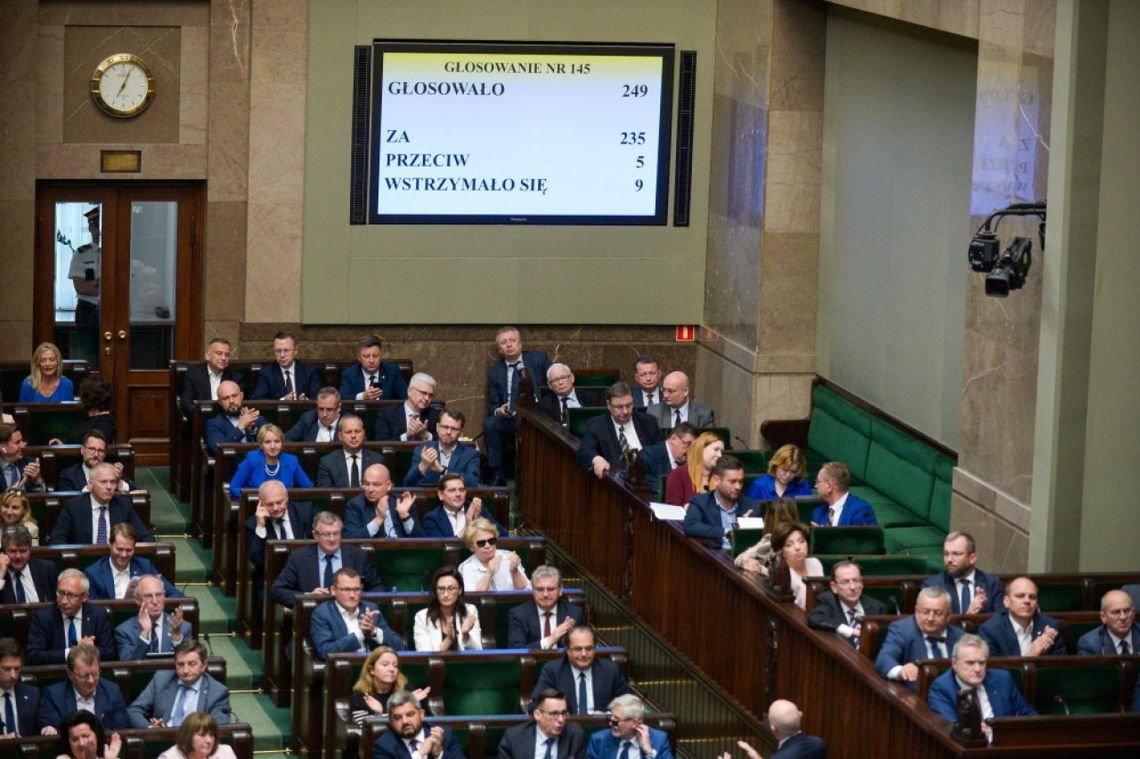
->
[567,407,607,438]
[807,385,873,481]
[864,419,937,523]
[19,405,88,445]
[929,456,955,532]
[1061,621,1102,654]
[730,528,765,558]
[883,526,947,554]
[388,447,416,482]
[818,555,928,577]
[1035,583,1087,613]
[810,527,885,556]
[1034,666,1121,714]
[372,547,448,592]
[860,584,905,613]
[442,658,524,715]
[731,450,774,473]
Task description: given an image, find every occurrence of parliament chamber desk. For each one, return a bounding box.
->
[514,410,1140,758]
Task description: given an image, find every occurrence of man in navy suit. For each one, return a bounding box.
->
[421,474,505,539]
[576,383,662,480]
[251,332,322,400]
[374,373,439,442]
[928,634,1035,742]
[339,335,408,402]
[48,463,153,545]
[56,430,132,492]
[85,524,181,600]
[0,525,56,604]
[344,464,425,539]
[586,694,673,759]
[537,364,604,426]
[874,586,962,690]
[315,415,384,488]
[204,380,266,455]
[644,372,715,430]
[1077,589,1140,655]
[531,626,631,714]
[631,356,662,408]
[26,569,116,665]
[0,424,45,492]
[126,640,230,728]
[508,565,584,649]
[179,338,242,418]
[807,560,889,648]
[921,532,1004,615]
[285,387,343,442]
[405,408,482,487]
[114,576,192,660]
[37,643,129,734]
[640,423,697,484]
[372,690,463,759]
[757,699,827,759]
[683,457,757,549]
[0,638,39,737]
[310,568,404,660]
[809,462,877,527]
[482,326,552,484]
[499,688,585,759]
[978,577,1065,656]
[268,511,381,608]
[246,481,312,613]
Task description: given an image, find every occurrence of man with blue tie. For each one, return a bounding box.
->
[0,638,39,738]
[204,381,266,455]
[114,575,192,661]
[26,569,116,665]
[309,568,404,660]
[0,525,57,604]
[269,511,381,609]
[921,532,1004,615]
[586,694,673,759]
[344,464,425,540]
[809,462,877,527]
[48,463,153,545]
[251,332,322,400]
[532,626,631,716]
[37,643,129,735]
[928,634,1036,743]
[339,334,408,401]
[482,326,552,485]
[874,586,962,691]
[1077,590,1140,655]
[126,639,230,728]
[498,688,585,759]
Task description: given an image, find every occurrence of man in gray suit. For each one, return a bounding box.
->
[127,639,230,728]
[114,575,192,660]
[645,372,714,429]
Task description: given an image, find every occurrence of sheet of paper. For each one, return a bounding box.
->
[737,517,766,530]
[648,501,687,521]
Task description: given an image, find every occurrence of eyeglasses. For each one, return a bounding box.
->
[548,375,573,383]
[410,386,436,398]
[834,579,863,587]
[474,537,498,548]
[81,446,107,456]
[57,590,84,600]
[538,709,569,719]
[608,715,635,726]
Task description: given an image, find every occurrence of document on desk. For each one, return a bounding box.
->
[648,502,687,521]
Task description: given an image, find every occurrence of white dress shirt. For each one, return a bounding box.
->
[827,492,850,525]
[208,371,223,400]
[111,560,132,599]
[612,420,643,451]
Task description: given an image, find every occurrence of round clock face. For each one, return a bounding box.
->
[90,54,155,118]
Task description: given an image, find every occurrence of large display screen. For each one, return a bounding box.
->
[369,41,674,225]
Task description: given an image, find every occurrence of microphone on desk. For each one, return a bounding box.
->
[1053,694,1071,716]
[733,435,750,449]
[888,595,902,615]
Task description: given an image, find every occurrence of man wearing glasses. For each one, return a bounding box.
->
[269,511,381,609]
[114,575,191,660]
[537,364,602,427]
[507,565,583,650]
[576,383,661,480]
[285,386,344,442]
[405,408,482,487]
[1077,589,1140,655]
[499,688,585,759]
[309,568,403,660]
[531,626,631,715]
[874,586,963,690]
[586,694,673,759]
[374,372,440,441]
[57,430,131,492]
[639,422,697,484]
[26,570,115,665]
[807,561,888,648]
[37,643,129,735]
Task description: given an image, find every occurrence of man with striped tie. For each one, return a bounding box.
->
[576,383,661,480]
[48,463,153,545]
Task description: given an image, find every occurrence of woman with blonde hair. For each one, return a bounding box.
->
[745,444,814,501]
[458,517,530,591]
[229,423,312,499]
[347,646,430,724]
[0,488,39,544]
[157,713,237,759]
[664,431,724,506]
[20,342,74,402]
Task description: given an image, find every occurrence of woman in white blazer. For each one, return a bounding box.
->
[413,566,483,651]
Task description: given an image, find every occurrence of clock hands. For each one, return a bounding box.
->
[116,68,132,99]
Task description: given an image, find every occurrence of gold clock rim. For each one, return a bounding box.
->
[89,53,156,119]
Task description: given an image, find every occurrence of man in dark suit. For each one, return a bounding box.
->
[204,380,267,455]
[537,363,604,426]
[372,690,463,759]
[126,640,230,728]
[809,462,877,527]
[682,457,756,549]
[48,463,153,545]
[421,474,505,539]
[268,511,381,608]
[309,568,404,660]
[531,626,631,714]
[874,586,962,690]
[316,415,383,488]
[483,326,552,484]
[374,373,439,441]
[56,430,132,492]
[644,371,715,429]
[251,332,322,400]
[1077,589,1140,655]
[344,464,425,539]
[640,423,697,484]
[508,565,584,649]
[179,337,242,418]
[85,524,181,600]
[757,699,827,759]
[285,387,344,442]
[630,355,662,408]
[0,424,45,492]
[921,532,1004,615]
[576,383,662,479]
[0,637,39,737]
[0,525,56,604]
[499,688,585,759]
[246,481,312,611]
[114,575,192,661]
[37,643,129,734]
[339,334,408,401]
[978,577,1065,656]
[586,694,673,759]
[928,634,1035,742]
[26,569,116,665]
[405,408,482,487]
[807,560,889,648]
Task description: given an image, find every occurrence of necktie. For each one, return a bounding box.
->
[543,738,554,759]
[369,375,380,390]
[350,454,360,488]
[618,426,630,455]
[618,741,631,759]
[68,616,78,647]
[577,671,589,714]
[560,396,569,424]
[646,391,655,407]
[171,684,192,726]
[276,519,287,540]
[96,506,108,544]
[3,691,14,735]
[1121,640,1132,655]
[848,609,861,649]
[509,362,521,405]
[150,620,161,653]
[828,506,836,525]
[410,738,420,755]
[926,635,946,658]
[322,554,335,589]
[674,409,682,427]
[960,579,972,613]
[543,612,553,639]
[283,369,294,396]
[12,571,25,603]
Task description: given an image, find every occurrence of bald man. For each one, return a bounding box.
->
[977,577,1065,657]
[344,464,425,539]
[644,372,714,429]
[1077,590,1140,655]
[718,700,825,759]
[204,380,266,454]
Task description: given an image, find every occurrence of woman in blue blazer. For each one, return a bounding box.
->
[230,424,312,499]
[746,444,814,501]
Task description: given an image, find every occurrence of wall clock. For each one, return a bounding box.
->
[90,53,155,118]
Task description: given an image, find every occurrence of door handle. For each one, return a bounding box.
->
[118,330,127,340]
[104,331,113,342]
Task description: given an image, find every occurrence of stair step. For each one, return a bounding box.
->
[168,536,215,583]
[193,584,238,634]
[231,692,293,751]
[206,634,262,690]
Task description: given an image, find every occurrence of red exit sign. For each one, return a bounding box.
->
[675,325,696,342]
